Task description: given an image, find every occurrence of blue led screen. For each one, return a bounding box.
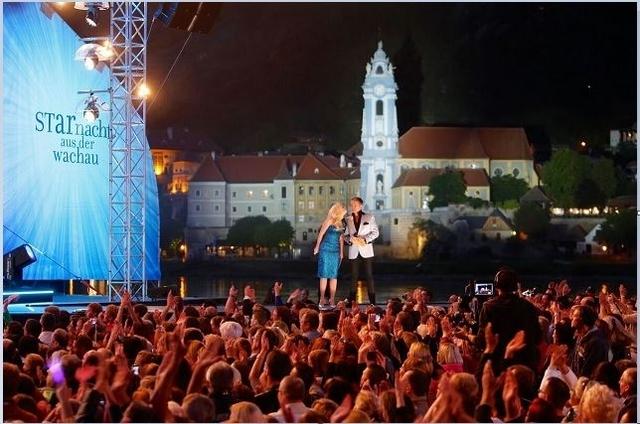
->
[3,2,160,280]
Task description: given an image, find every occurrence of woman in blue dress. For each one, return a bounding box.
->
[313,202,346,308]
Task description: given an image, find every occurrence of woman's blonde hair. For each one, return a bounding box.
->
[577,382,622,423]
[437,339,463,365]
[327,202,346,228]
[229,401,263,423]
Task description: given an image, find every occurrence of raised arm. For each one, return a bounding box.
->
[313,220,331,255]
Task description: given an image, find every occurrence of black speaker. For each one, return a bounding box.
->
[154,2,222,34]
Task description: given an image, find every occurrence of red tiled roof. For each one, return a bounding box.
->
[295,154,342,180]
[392,168,489,188]
[190,156,225,182]
[398,127,533,160]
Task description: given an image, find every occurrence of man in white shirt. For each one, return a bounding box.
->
[268,376,310,423]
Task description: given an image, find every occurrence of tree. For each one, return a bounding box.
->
[513,203,550,240]
[226,216,271,247]
[542,148,590,208]
[490,175,529,206]
[574,178,606,209]
[595,210,636,254]
[429,171,467,208]
[411,218,457,259]
[591,158,617,200]
[256,219,294,248]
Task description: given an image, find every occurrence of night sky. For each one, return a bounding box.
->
[144,3,637,154]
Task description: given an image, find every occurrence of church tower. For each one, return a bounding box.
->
[358,41,399,211]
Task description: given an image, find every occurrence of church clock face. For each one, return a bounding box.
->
[374,84,385,97]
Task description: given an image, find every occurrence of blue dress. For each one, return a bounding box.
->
[317,225,342,279]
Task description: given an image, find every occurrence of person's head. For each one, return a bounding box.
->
[494,268,518,295]
[301,310,320,333]
[265,349,293,385]
[17,335,39,358]
[402,369,429,397]
[244,284,256,300]
[252,308,270,327]
[220,321,243,341]
[355,389,381,420]
[450,373,479,416]
[437,338,463,366]
[308,349,330,376]
[122,401,162,423]
[327,202,347,227]
[360,363,387,392]
[272,306,291,326]
[229,401,263,423]
[350,196,363,214]
[40,312,57,332]
[552,319,574,346]
[234,338,252,361]
[291,361,314,393]
[577,382,623,423]
[344,409,370,423]
[592,361,620,393]
[298,410,327,423]
[24,319,42,338]
[395,311,415,332]
[571,305,598,334]
[207,361,234,394]
[538,377,570,413]
[86,302,102,318]
[4,362,20,398]
[311,398,339,422]
[278,375,305,406]
[324,377,350,404]
[525,397,557,423]
[619,367,637,398]
[182,393,215,423]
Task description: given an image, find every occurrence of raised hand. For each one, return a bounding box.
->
[504,330,526,359]
[273,281,283,297]
[481,360,497,407]
[228,285,239,298]
[166,289,175,308]
[330,393,353,422]
[503,370,522,421]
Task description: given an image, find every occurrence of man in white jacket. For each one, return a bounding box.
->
[344,197,379,305]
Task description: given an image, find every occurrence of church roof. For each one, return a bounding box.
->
[398,127,533,160]
[520,186,550,204]
[392,168,490,188]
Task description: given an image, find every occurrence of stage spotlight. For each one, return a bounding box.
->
[3,244,37,281]
[83,94,100,122]
[74,2,109,27]
[84,54,98,70]
[137,83,151,98]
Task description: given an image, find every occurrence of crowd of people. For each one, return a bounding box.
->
[3,269,637,423]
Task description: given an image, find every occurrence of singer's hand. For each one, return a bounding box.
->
[313,246,319,255]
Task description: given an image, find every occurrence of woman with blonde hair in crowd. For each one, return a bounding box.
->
[228,401,264,423]
[313,202,346,308]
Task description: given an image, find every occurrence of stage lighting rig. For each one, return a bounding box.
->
[75,41,114,71]
[79,90,110,122]
[74,2,109,27]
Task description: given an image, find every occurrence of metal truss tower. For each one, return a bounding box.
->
[108,2,148,300]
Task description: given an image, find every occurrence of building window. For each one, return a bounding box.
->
[195,190,200,197]
[512,168,520,177]
[376,100,383,116]
[214,205,219,212]
[302,231,308,241]
[298,215,305,223]
[281,186,287,199]
[262,206,267,212]
[308,201,315,209]
[298,201,305,210]
[298,186,304,195]
[329,186,335,195]
[376,65,384,74]
[309,186,314,196]
[319,186,324,195]
[232,206,237,212]
[494,168,503,177]
[409,191,414,196]
[248,206,252,212]
[475,190,480,196]
[394,218,398,225]
[195,204,200,211]
[214,190,219,197]
[376,140,384,148]
[232,192,237,198]
[247,191,253,198]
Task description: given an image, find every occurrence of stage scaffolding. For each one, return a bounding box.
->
[108,2,150,301]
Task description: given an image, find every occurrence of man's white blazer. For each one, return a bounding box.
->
[344,213,379,259]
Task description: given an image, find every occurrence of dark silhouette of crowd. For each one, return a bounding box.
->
[2,269,637,423]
